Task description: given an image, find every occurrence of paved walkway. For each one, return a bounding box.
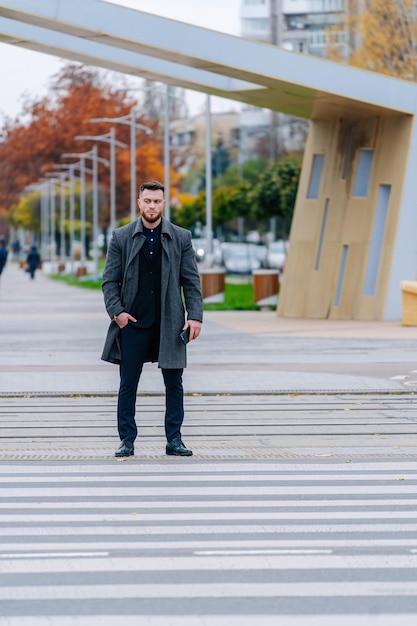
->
[0,261,416,459]
[0,263,417,395]
[1,261,417,396]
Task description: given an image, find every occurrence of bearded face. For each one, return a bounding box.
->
[138,189,165,227]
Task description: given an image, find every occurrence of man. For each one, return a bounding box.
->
[101,180,203,458]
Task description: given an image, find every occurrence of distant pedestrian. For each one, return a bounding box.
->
[11,239,21,262]
[0,240,8,277]
[26,245,41,279]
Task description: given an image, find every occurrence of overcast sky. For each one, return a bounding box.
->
[0,0,241,121]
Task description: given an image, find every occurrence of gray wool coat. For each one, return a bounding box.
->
[101,216,203,368]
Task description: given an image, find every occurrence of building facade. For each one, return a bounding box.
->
[239,0,346,158]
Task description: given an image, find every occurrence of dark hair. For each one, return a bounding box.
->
[140,180,164,195]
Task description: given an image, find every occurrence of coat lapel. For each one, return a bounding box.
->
[126,219,145,270]
[161,217,173,299]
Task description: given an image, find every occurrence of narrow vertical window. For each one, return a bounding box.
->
[315,198,329,270]
[363,185,391,296]
[335,245,348,307]
[307,154,324,199]
[342,124,355,180]
[353,149,374,196]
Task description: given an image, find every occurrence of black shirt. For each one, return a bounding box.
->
[143,223,161,262]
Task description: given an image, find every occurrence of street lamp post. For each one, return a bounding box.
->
[68,165,75,274]
[52,164,84,270]
[49,178,56,264]
[164,84,170,219]
[54,160,95,267]
[23,181,48,256]
[61,148,109,281]
[205,94,213,255]
[90,112,153,222]
[57,172,67,261]
[43,175,61,265]
[53,161,78,274]
[118,84,186,221]
[91,145,99,281]
[47,170,72,264]
[45,172,59,266]
[40,182,49,260]
[75,129,127,234]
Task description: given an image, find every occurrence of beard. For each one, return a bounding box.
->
[144,213,161,223]
[141,208,163,224]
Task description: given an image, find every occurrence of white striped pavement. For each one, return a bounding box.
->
[0,472,415,483]
[1,522,417,536]
[2,509,417,522]
[1,616,417,626]
[2,580,417,600]
[0,460,416,622]
[1,485,416,496]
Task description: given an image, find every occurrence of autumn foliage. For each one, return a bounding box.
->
[327,0,417,80]
[0,64,175,229]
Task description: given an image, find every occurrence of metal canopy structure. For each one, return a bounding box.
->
[1,0,417,321]
[0,0,416,119]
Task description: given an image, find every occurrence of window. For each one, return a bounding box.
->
[363,185,391,296]
[241,18,269,33]
[307,154,324,199]
[335,245,348,307]
[342,124,355,180]
[315,199,329,270]
[353,149,374,197]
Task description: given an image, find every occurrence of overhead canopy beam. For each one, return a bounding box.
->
[0,0,416,119]
[0,17,271,110]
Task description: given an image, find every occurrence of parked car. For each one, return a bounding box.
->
[191,238,208,263]
[220,242,264,275]
[264,240,288,272]
[191,238,222,266]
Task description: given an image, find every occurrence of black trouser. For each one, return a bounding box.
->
[117,324,184,444]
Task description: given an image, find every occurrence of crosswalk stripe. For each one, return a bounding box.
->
[1,522,417,537]
[0,485,415,496]
[2,510,417,522]
[2,539,417,551]
[1,615,417,626]
[1,498,417,508]
[1,472,415,483]
[3,580,417,600]
[2,553,417,573]
[0,461,414,473]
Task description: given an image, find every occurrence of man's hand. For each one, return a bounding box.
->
[114,312,137,328]
[183,320,202,341]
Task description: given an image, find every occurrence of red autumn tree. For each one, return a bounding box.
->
[0,64,177,230]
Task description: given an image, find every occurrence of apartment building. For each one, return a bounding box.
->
[239,0,346,158]
[240,0,345,56]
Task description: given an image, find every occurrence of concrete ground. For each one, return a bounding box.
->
[1,262,417,624]
[0,261,416,460]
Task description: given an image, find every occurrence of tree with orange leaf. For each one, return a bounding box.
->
[0,64,179,235]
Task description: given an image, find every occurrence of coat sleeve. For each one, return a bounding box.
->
[180,231,203,323]
[102,230,125,319]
